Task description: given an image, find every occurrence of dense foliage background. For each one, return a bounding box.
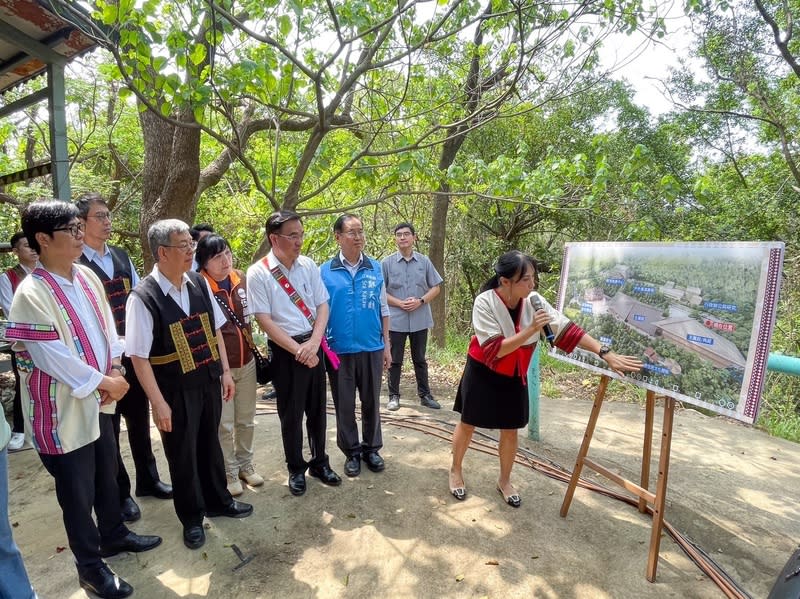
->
[1,0,798,440]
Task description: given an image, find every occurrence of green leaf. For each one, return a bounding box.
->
[190,43,207,66]
[101,3,118,23]
[277,15,292,37]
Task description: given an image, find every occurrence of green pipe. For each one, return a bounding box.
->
[527,343,541,441]
[767,353,800,376]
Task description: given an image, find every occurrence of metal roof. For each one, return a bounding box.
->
[0,0,97,96]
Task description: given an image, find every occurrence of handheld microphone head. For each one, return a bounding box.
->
[530,294,555,346]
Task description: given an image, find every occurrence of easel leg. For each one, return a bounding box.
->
[646,396,675,582]
[560,375,610,517]
[639,390,656,514]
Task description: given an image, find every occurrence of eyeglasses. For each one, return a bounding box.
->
[53,222,85,238]
[275,232,305,242]
[88,212,112,222]
[163,240,198,252]
[395,231,413,238]
[342,230,365,239]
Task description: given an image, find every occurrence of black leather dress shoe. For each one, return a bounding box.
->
[308,465,342,486]
[206,500,253,518]
[120,497,141,523]
[136,480,173,500]
[288,472,307,496]
[364,451,385,472]
[344,455,361,477]
[78,564,133,599]
[183,525,205,550]
[100,531,163,557]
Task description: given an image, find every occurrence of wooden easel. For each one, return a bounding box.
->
[559,375,676,582]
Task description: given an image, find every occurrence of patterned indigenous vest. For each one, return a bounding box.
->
[78,245,133,336]
[131,271,221,391]
[5,263,28,293]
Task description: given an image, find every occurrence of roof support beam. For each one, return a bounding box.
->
[0,88,47,119]
[0,20,67,65]
[47,64,70,200]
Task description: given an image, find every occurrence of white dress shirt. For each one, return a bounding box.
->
[81,244,140,285]
[22,267,123,399]
[246,252,329,337]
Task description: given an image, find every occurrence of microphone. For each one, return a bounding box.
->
[530,295,555,347]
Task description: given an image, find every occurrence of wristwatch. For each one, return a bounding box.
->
[110,364,127,376]
[418,297,425,304]
[598,345,611,359]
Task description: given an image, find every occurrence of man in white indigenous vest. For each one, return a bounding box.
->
[125,219,253,551]
[5,200,161,599]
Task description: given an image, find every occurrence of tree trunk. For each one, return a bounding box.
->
[429,185,449,348]
[430,116,473,347]
[428,4,491,346]
[138,106,201,270]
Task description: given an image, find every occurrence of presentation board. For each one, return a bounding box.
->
[551,242,784,424]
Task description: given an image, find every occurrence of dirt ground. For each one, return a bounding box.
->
[5,377,800,599]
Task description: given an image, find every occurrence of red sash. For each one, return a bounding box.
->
[265,258,340,370]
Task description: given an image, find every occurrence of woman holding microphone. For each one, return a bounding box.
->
[449,250,642,507]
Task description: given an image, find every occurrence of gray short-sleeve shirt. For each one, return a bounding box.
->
[382,251,443,333]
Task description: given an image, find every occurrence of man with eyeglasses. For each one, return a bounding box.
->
[382,222,443,411]
[76,194,173,527]
[321,214,391,477]
[246,210,341,496]
[125,219,252,551]
[4,200,162,599]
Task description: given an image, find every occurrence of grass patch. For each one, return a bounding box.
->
[427,331,470,370]
[757,372,800,443]
[760,412,800,443]
[540,377,560,399]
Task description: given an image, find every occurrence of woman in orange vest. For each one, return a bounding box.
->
[197,235,264,497]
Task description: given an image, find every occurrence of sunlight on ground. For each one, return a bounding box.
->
[737,487,800,524]
[574,583,614,598]
[155,569,212,596]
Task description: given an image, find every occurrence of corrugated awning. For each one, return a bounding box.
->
[0,0,97,96]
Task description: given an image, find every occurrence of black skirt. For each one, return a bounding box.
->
[453,355,529,429]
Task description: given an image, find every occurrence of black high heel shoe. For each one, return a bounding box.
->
[449,474,467,501]
[497,485,521,508]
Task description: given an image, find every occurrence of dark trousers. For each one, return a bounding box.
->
[10,352,24,434]
[113,355,162,500]
[326,350,384,457]
[269,341,330,475]
[38,414,128,573]
[159,384,231,528]
[387,329,431,398]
